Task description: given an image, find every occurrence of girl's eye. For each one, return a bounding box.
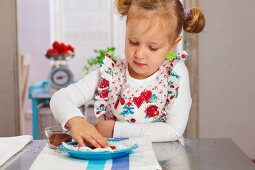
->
[149,46,158,51]
[129,39,139,46]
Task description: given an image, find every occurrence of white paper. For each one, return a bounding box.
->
[0,135,33,166]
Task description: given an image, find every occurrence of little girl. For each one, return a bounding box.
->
[50,0,205,148]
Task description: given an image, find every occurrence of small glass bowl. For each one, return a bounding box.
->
[45,126,72,149]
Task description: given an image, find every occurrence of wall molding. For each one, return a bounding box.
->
[183,0,199,138]
[0,0,21,136]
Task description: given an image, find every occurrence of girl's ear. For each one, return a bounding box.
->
[169,36,182,53]
[174,36,182,45]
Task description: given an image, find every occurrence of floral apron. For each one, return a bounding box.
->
[94,51,188,123]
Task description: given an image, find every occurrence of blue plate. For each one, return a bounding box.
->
[59,138,138,160]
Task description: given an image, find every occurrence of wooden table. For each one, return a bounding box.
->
[1,138,255,170]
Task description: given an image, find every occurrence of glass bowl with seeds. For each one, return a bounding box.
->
[45,126,72,149]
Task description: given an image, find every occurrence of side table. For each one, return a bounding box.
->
[28,81,54,139]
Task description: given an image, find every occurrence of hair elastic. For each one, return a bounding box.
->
[166,53,176,61]
[166,51,189,61]
[184,9,190,17]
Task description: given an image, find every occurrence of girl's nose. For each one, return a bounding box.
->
[135,48,145,59]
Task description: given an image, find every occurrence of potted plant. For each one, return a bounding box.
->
[83,47,119,75]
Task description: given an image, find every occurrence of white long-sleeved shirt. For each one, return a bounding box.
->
[50,61,192,142]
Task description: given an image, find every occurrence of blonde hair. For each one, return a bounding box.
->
[115,0,205,39]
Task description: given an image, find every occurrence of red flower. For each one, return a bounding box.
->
[120,97,125,105]
[141,90,152,103]
[130,118,136,123]
[181,54,186,59]
[100,90,109,98]
[145,105,159,118]
[169,95,174,100]
[103,114,107,120]
[114,99,119,109]
[113,115,118,121]
[99,79,109,88]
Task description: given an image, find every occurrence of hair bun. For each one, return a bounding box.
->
[115,0,132,16]
[184,7,205,33]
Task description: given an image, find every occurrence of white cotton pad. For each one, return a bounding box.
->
[62,139,136,152]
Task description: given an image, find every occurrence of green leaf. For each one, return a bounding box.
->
[83,46,120,74]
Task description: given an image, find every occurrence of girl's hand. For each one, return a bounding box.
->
[65,116,108,148]
[94,120,116,138]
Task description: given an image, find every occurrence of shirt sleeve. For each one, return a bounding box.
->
[50,68,100,128]
[113,62,192,142]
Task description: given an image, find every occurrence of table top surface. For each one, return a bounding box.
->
[29,81,54,99]
[1,138,255,170]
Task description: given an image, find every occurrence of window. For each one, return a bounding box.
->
[51,0,125,79]
[51,0,183,79]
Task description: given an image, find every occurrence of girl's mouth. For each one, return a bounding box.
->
[133,60,146,66]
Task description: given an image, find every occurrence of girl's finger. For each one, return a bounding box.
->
[84,136,101,148]
[93,134,109,147]
[73,136,85,147]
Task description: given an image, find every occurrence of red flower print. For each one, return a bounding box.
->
[114,99,119,109]
[169,95,174,100]
[145,105,159,118]
[133,96,143,108]
[120,97,125,105]
[113,115,118,121]
[96,111,101,115]
[127,102,132,107]
[106,53,111,58]
[100,90,109,98]
[181,54,186,59]
[99,79,109,88]
[103,114,107,120]
[130,118,136,123]
[141,90,152,103]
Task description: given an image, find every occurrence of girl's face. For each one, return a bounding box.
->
[125,18,180,79]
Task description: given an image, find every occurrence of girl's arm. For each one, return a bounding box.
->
[50,68,100,128]
[50,68,109,148]
[113,62,192,142]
